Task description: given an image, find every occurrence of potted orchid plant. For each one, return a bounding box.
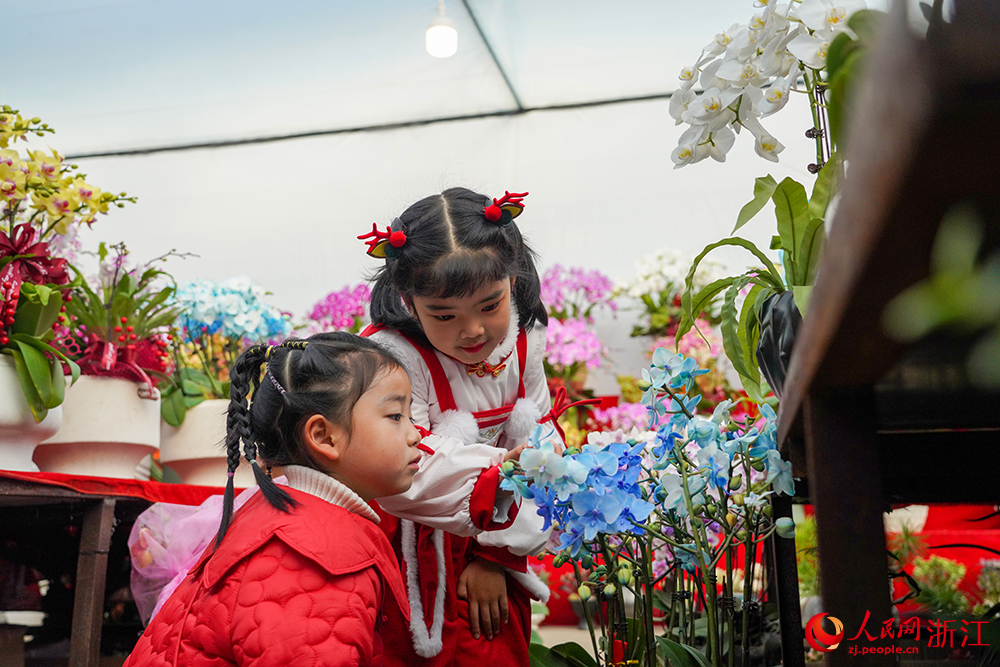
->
[33,244,182,478]
[670,2,884,399]
[302,283,371,335]
[504,350,796,667]
[158,276,291,485]
[1,106,132,470]
[540,265,616,445]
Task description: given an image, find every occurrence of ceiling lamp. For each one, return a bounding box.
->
[426,0,458,58]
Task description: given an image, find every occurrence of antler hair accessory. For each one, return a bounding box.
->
[484,191,528,226]
[358,217,407,258]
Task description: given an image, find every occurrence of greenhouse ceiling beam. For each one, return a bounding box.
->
[64,91,674,159]
[461,0,523,111]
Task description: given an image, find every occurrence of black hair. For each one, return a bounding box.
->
[369,187,548,345]
[214,331,404,549]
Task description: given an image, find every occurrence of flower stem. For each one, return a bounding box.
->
[573,560,602,663]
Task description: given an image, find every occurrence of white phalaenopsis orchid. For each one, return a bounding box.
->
[669,0,867,166]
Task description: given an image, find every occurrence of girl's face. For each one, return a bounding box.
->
[410,278,512,364]
[332,366,422,501]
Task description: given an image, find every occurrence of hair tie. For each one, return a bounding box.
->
[227,471,235,478]
[267,365,287,395]
[484,191,528,225]
[358,217,407,258]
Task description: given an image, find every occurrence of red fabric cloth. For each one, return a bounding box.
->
[0,469,235,506]
[377,514,533,667]
[124,488,408,667]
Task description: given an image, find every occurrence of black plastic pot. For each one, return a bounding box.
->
[755,290,802,399]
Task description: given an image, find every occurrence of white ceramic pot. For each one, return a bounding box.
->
[159,399,255,488]
[34,376,160,478]
[0,356,63,472]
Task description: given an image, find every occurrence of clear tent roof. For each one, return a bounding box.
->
[10,0,771,155]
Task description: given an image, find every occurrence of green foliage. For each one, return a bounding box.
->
[1,282,81,422]
[795,515,821,598]
[912,555,972,616]
[888,522,928,565]
[826,10,885,147]
[64,263,180,344]
[678,163,839,398]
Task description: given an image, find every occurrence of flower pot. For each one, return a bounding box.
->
[755,291,802,399]
[34,376,160,478]
[0,356,63,472]
[159,399,255,488]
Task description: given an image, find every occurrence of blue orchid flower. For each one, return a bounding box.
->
[765,449,795,497]
[571,490,625,540]
[697,444,730,490]
[668,357,710,391]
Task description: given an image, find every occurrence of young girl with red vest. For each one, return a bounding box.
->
[125,332,520,667]
[360,187,566,667]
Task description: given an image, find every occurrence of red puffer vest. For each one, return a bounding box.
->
[124,488,409,667]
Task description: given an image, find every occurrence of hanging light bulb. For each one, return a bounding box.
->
[426,0,457,58]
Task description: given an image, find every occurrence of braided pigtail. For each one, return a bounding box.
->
[215,343,268,549]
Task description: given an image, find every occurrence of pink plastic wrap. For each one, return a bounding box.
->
[128,478,286,624]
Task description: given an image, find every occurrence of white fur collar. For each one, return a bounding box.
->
[283,465,380,524]
[486,299,520,366]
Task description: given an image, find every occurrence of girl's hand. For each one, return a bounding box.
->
[456,558,508,640]
[502,442,528,463]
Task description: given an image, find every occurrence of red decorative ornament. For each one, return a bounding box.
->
[0,223,70,316]
[358,220,407,258]
[389,230,407,247]
[484,190,528,224]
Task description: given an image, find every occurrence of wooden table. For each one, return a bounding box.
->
[774,1,1000,665]
[0,472,225,667]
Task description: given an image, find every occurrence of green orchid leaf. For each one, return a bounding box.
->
[13,339,54,408]
[809,152,842,221]
[98,242,108,262]
[721,278,754,382]
[737,283,765,401]
[8,347,48,422]
[733,174,778,233]
[528,643,574,667]
[48,349,66,407]
[771,177,810,284]
[684,237,785,309]
[655,637,703,667]
[137,287,174,321]
[161,386,188,426]
[34,284,52,306]
[11,290,63,337]
[825,31,857,82]
[797,218,827,286]
[676,277,736,345]
[12,334,80,386]
[793,286,813,318]
[550,642,598,667]
[848,9,886,43]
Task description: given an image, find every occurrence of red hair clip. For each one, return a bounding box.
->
[484,191,528,225]
[358,218,407,258]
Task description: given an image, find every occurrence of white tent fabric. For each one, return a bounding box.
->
[4,0,887,390]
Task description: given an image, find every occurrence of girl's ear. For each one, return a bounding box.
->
[302,414,347,470]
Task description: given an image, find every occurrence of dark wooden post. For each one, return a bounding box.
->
[69,498,116,667]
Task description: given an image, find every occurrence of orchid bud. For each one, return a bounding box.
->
[553,555,567,568]
[581,554,593,569]
[736,529,749,541]
[603,583,617,598]
[726,513,738,528]
[728,475,742,490]
[31,117,40,124]
[618,568,632,585]
[763,505,773,517]
[751,460,765,472]
[732,493,745,507]
[578,585,592,601]
[705,503,716,516]
[500,460,515,476]
[775,518,795,539]
[692,503,704,515]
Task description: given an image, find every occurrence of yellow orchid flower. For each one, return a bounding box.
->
[27,149,63,182]
[0,161,27,201]
[0,112,23,148]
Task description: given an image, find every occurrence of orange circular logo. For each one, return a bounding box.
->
[805,613,844,652]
